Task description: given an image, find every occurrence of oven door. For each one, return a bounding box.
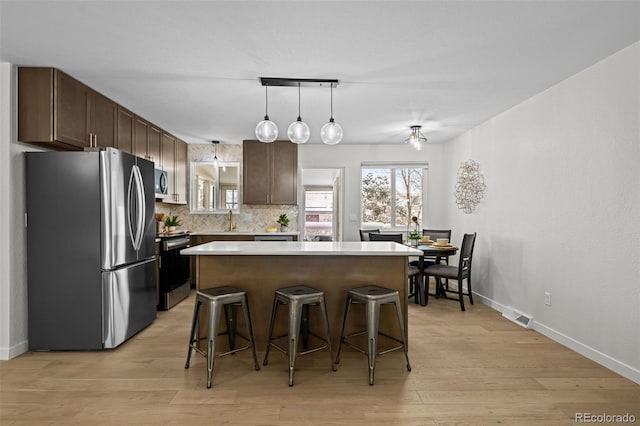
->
[158,236,191,308]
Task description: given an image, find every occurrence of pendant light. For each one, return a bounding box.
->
[320,84,343,145]
[211,140,220,168]
[254,85,278,143]
[287,82,310,144]
[405,125,427,150]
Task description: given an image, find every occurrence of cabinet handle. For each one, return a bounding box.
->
[88,133,93,147]
[94,134,98,147]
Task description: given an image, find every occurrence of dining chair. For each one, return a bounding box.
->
[424,233,477,311]
[368,233,421,303]
[359,229,380,241]
[367,233,402,243]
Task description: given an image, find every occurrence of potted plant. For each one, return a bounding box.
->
[164,214,182,232]
[277,213,290,232]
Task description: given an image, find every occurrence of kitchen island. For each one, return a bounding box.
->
[181,241,423,351]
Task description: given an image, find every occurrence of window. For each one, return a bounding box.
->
[304,188,334,240]
[361,164,426,228]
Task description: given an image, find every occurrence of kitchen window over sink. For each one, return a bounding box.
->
[361,163,427,229]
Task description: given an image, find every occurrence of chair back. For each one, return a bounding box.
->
[458,233,477,279]
[359,229,380,241]
[422,229,451,241]
[368,233,403,244]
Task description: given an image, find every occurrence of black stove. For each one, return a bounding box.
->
[157,233,191,310]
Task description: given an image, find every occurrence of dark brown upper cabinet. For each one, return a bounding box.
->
[133,115,150,159]
[116,105,134,153]
[243,140,297,205]
[173,138,187,204]
[147,125,162,166]
[133,115,164,168]
[161,132,176,198]
[18,67,116,150]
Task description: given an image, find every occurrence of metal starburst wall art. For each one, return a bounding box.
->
[454,159,486,214]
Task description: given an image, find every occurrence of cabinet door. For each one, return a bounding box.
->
[270,141,298,204]
[242,140,270,204]
[18,67,54,143]
[174,139,187,203]
[91,91,117,148]
[116,106,134,153]
[133,116,149,159]
[54,70,91,148]
[148,125,162,167]
[161,132,176,198]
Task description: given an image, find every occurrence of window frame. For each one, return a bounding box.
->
[360,162,428,231]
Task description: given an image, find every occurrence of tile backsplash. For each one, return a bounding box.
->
[155,143,298,233]
[155,203,298,233]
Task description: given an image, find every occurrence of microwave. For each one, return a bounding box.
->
[155,169,168,195]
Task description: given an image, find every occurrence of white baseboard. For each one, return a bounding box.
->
[473,292,640,385]
[0,339,28,360]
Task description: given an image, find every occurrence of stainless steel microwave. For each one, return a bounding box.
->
[155,169,168,195]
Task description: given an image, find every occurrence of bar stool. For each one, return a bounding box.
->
[335,285,411,385]
[185,286,260,388]
[263,285,336,386]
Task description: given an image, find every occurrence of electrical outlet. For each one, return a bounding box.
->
[544,292,551,306]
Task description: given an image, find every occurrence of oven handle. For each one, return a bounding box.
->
[163,237,190,251]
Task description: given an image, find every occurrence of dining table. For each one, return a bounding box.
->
[415,244,458,306]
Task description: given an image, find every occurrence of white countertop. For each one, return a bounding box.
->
[190,231,300,236]
[181,241,423,256]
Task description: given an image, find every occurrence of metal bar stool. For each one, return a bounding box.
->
[185,286,260,388]
[263,285,336,386]
[335,285,411,385]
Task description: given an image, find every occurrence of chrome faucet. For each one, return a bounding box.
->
[227,209,233,231]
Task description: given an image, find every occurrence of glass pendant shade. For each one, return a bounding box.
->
[287,118,310,144]
[321,119,343,145]
[321,84,343,145]
[255,117,278,142]
[255,85,278,143]
[288,82,310,144]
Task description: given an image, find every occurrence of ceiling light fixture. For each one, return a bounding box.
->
[254,84,278,143]
[257,77,340,144]
[405,125,427,150]
[211,140,220,167]
[320,83,343,145]
[287,81,311,144]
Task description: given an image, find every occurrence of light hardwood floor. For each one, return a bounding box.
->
[1,290,638,425]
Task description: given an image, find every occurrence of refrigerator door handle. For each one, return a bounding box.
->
[133,164,146,251]
[127,166,137,250]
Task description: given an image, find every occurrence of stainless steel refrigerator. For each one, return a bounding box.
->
[26,148,157,350]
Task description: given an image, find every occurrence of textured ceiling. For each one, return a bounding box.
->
[1,1,639,145]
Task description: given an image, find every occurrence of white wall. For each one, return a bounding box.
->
[443,42,640,383]
[298,143,445,241]
[0,64,48,359]
[0,64,30,358]
[0,64,12,358]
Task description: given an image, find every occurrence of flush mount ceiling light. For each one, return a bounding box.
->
[320,83,343,145]
[287,81,311,144]
[257,77,340,144]
[211,140,220,167]
[405,125,428,150]
[254,84,278,143]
